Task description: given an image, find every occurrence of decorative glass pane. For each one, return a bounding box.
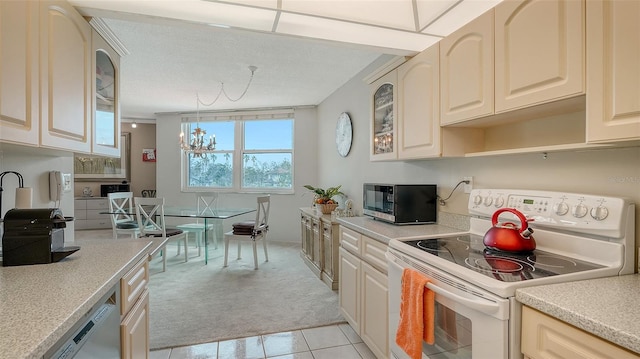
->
[373,83,393,154]
[96,51,116,147]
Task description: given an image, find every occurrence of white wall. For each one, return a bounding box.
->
[0,144,76,241]
[316,56,640,256]
[155,107,319,242]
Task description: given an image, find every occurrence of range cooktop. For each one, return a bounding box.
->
[401,234,604,283]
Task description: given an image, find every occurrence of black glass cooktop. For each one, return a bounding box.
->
[401,234,604,282]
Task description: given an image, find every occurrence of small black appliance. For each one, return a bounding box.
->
[363,183,437,224]
[100,183,130,198]
[2,208,78,266]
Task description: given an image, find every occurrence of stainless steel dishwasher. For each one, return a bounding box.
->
[45,286,121,359]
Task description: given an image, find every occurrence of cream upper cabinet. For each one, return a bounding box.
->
[39,0,92,153]
[397,44,441,159]
[440,10,494,125]
[0,1,39,145]
[586,0,640,143]
[370,70,397,161]
[494,0,584,113]
[92,30,121,157]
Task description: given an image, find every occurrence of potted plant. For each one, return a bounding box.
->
[304,184,344,214]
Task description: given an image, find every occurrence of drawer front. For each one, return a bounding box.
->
[76,219,111,229]
[340,226,360,254]
[74,220,90,230]
[362,235,388,273]
[86,198,109,209]
[74,209,87,220]
[74,199,87,210]
[121,257,149,316]
[87,209,109,220]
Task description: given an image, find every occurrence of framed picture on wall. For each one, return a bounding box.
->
[142,149,156,162]
[74,133,131,180]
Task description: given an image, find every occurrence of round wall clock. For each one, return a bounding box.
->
[335,112,353,157]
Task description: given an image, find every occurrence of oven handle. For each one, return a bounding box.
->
[387,252,502,314]
[424,282,501,314]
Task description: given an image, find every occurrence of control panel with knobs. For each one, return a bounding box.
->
[468,189,634,238]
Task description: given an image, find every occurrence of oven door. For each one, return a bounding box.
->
[387,249,511,359]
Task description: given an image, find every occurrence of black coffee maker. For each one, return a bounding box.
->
[2,208,78,266]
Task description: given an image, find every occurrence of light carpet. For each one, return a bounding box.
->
[147,240,345,350]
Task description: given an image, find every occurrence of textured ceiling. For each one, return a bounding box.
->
[69,1,501,120]
[102,17,383,119]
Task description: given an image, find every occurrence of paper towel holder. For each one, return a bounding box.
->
[0,171,25,218]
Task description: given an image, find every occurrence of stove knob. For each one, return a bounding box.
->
[590,205,609,221]
[553,202,569,216]
[494,196,505,208]
[572,203,588,218]
[483,196,493,207]
[473,195,483,205]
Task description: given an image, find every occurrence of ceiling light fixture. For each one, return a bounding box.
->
[131,121,137,128]
[180,65,257,158]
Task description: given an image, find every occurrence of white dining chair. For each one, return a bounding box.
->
[223,195,270,270]
[134,197,188,272]
[176,193,221,255]
[107,192,139,239]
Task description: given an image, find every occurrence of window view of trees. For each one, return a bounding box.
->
[188,152,233,188]
[243,153,292,188]
[184,117,293,191]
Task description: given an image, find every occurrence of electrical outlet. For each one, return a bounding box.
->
[463,176,473,194]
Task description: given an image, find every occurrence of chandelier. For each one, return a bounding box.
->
[180,65,258,158]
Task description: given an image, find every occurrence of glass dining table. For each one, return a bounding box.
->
[165,207,256,264]
[102,206,255,264]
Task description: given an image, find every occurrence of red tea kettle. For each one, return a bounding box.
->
[483,208,536,253]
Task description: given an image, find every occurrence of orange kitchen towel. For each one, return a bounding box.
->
[396,268,435,359]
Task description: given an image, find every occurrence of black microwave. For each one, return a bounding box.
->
[100,184,130,198]
[363,183,437,225]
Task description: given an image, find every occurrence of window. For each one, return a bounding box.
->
[182,110,294,193]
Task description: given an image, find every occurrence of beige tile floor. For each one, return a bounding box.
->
[149,323,376,359]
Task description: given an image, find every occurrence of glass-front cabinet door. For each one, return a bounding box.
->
[92,30,120,157]
[370,70,397,161]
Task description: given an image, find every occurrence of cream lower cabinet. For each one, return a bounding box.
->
[300,208,339,290]
[120,257,150,359]
[521,306,638,359]
[75,197,111,230]
[586,0,640,143]
[339,226,389,359]
[301,210,321,278]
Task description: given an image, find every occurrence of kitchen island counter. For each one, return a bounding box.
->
[0,239,151,359]
[516,274,640,354]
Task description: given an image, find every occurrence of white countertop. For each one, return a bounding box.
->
[336,216,467,244]
[516,275,640,354]
[0,239,151,359]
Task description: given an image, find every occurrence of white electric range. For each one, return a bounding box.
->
[386,188,635,359]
